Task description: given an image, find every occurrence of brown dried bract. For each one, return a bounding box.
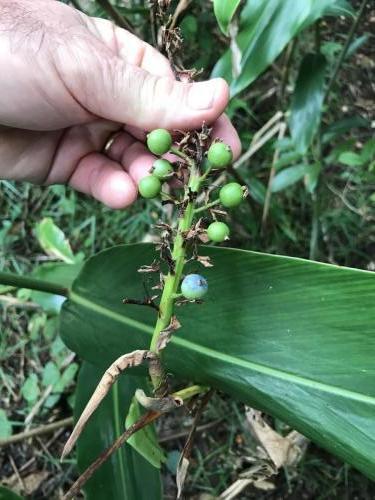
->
[156,315,182,351]
[196,255,213,268]
[138,260,160,273]
[135,388,183,413]
[61,350,154,460]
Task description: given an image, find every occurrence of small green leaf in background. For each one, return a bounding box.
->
[346,33,369,59]
[166,450,180,474]
[42,361,60,387]
[338,151,364,167]
[125,397,166,469]
[35,218,76,263]
[322,116,370,143]
[324,0,354,17]
[304,162,322,194]
[180,14,198,41]
[247,177,266,204]
[28,313,46,341]
[274,151,303,170]
[0,486,24,500]
[361,138,375,164]
[213,0,241,35]
[54,363,79,393]
[271,164,311,192]
[289,53,327,153]
[21,374,40,404]
[44,363,79,410]
[0,409,12,439]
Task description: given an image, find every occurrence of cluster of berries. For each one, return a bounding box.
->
[139,128,245,301]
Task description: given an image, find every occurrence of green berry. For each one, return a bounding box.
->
[152,159,173,179]
[181,274,208,300]
[207,142,233,168]
[219,182,243,208]
[207,221,230,242]
[147,129,172,155]
[138,175,162,199]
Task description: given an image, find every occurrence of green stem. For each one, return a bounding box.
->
[0,271,68,296]
[149,155,202,389]
[194,199,220,214]
[174,384,209,401]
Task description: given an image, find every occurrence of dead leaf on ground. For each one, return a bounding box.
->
[245,408,309,469]
[3,470,49,495]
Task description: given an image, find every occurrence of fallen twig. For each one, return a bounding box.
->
[0,417,73,447]
[62,410,161,500]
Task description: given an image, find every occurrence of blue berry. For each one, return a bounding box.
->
[181,274,208,300]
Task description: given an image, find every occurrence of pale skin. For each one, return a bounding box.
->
[0,0,241,209]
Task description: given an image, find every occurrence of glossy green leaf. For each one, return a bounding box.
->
[212,0,345,96]
[271,164,310,192]
[75,362,162,500]
[125,398,166,468]
[61,244,375,480]
[213,0,241,35]
[35,218,75,263]
[289,54,327,153]
[0,487,23,500]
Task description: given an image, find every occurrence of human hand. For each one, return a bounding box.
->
[0,0,240,208]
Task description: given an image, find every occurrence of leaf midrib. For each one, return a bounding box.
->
[70,291,375,406]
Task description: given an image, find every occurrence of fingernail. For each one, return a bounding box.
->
[188,79,222,110]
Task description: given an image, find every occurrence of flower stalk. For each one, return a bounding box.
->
[149,152,202,390]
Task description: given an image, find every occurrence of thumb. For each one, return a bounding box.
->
[60,45,229,131]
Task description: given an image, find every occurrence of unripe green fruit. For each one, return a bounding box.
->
[181,274,208,300]
[219,182,243,208]
[147,129,172,155]
[152,159,173,179]
[207,142,233,168]
[138,175,162,199]
[207,221,230,242]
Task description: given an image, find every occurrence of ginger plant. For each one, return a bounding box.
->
[61,125,246,498]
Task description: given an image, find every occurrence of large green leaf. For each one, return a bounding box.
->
[289,54,327,153]
[74,362,162,500]
[61,244,375,480]
[212,0,351,96]
[213,0,241,35]
[0,487,23,500]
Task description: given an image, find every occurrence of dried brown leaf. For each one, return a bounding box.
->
[246,408,308,469]
[61,350,150,459]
